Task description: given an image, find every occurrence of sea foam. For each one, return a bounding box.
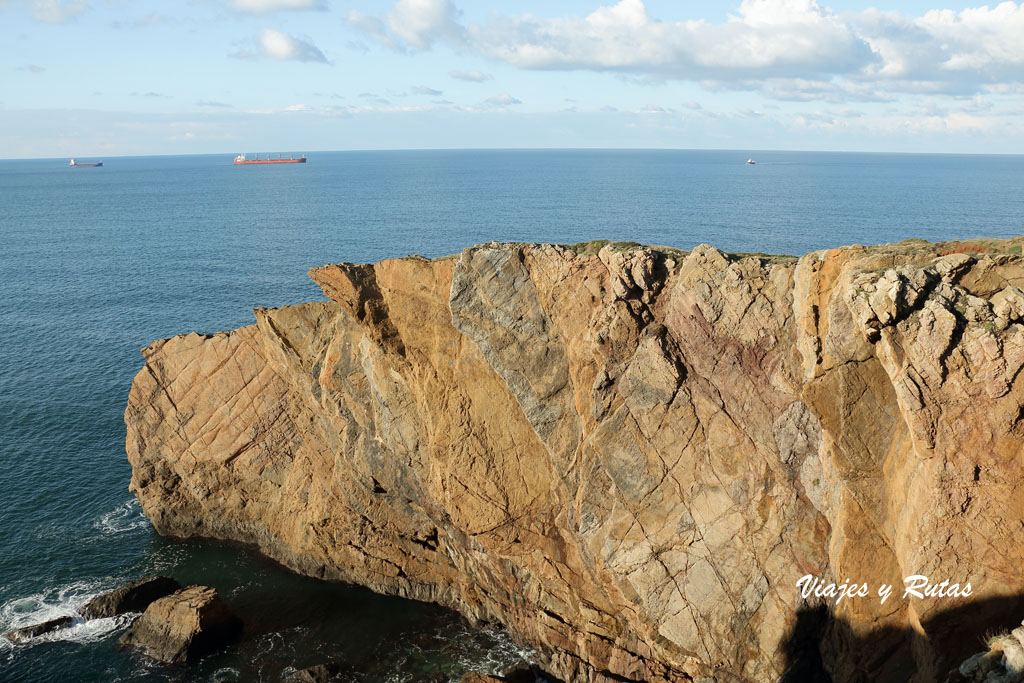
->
[92,499,150,535]
[0,579,134,652]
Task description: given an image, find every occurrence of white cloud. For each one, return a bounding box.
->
[385,0,464,49]
[229,0,325,13]
[29,0,86,23]
[856,4,1024,85]
[449,69,490,82]
[486,93,521,105]
[472,0,870,78]
[349,0,1024,102]
[255,28,329,63]
[348,0,463,51]
[345,12,396,50]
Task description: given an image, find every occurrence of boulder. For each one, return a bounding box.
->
[3,615,73,644]
[118,585,241,663]
[80,576,182,619]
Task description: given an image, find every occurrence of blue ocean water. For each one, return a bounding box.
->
[0,149,1021,682]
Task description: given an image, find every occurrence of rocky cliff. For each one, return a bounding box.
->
[125,238,1024,682]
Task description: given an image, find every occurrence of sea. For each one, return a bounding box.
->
[0,150,1022,682]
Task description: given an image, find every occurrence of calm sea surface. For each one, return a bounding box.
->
[1,150,1022,681]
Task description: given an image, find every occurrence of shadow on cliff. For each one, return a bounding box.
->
[778,593,1024,682]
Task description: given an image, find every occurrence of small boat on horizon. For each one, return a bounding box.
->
[70,159,102,168]
[234,153,306,165]
[746,158,756,165]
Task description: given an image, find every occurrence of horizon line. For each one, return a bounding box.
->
[6,146,1024,162]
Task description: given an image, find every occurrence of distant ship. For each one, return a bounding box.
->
[746,158,756,165]
[234,153,306,165]
[70,159,102,167]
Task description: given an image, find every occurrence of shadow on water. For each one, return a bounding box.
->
[779,593,1024,683]
[0,534,535,683]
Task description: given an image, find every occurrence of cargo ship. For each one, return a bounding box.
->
[69,159,102,167]
[233,153,306,165]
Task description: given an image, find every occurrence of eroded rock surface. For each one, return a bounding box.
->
[118,585,241,663]
[460,675,507,683]
[126,238,1024,682]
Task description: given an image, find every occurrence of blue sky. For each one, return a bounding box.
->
[3,0,1024,157]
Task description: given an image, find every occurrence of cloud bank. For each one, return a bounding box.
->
[349,0,1024,100]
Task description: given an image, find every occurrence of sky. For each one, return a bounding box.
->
[3,0,1024,157]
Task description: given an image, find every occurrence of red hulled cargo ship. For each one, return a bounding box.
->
[233,153,306,165]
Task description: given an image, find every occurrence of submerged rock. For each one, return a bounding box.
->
[460,675,505,683]
[125,238,1024,682]
[3,615,73,644]
[283,662,355,683]
[118,585,241,663]
[80,576,182,619]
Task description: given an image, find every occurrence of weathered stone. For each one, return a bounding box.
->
[125,238,1024,682]
[118,585,241,664]
[80,576,182,619]
[3,616,73,644]
[460,675,505,683]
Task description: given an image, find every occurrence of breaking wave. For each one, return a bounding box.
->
[92,499,150,536]
[0,579,132,654]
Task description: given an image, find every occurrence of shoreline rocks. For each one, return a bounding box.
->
[2,576,181,647]
[283,662,355,683]
[3,616,73,644]
[118,585,241,664]
[948,619,1024,682]
[81,576,182,619]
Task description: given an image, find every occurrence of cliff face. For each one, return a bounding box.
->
[126,239,1024,682]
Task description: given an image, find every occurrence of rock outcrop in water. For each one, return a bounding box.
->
[81,576,182,619]
[125,238,1024,682]
[118,585,241,663]
[3,616,73,644]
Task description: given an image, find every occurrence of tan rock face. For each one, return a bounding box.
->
[118,585,241,663]
[125,239,1024,682]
